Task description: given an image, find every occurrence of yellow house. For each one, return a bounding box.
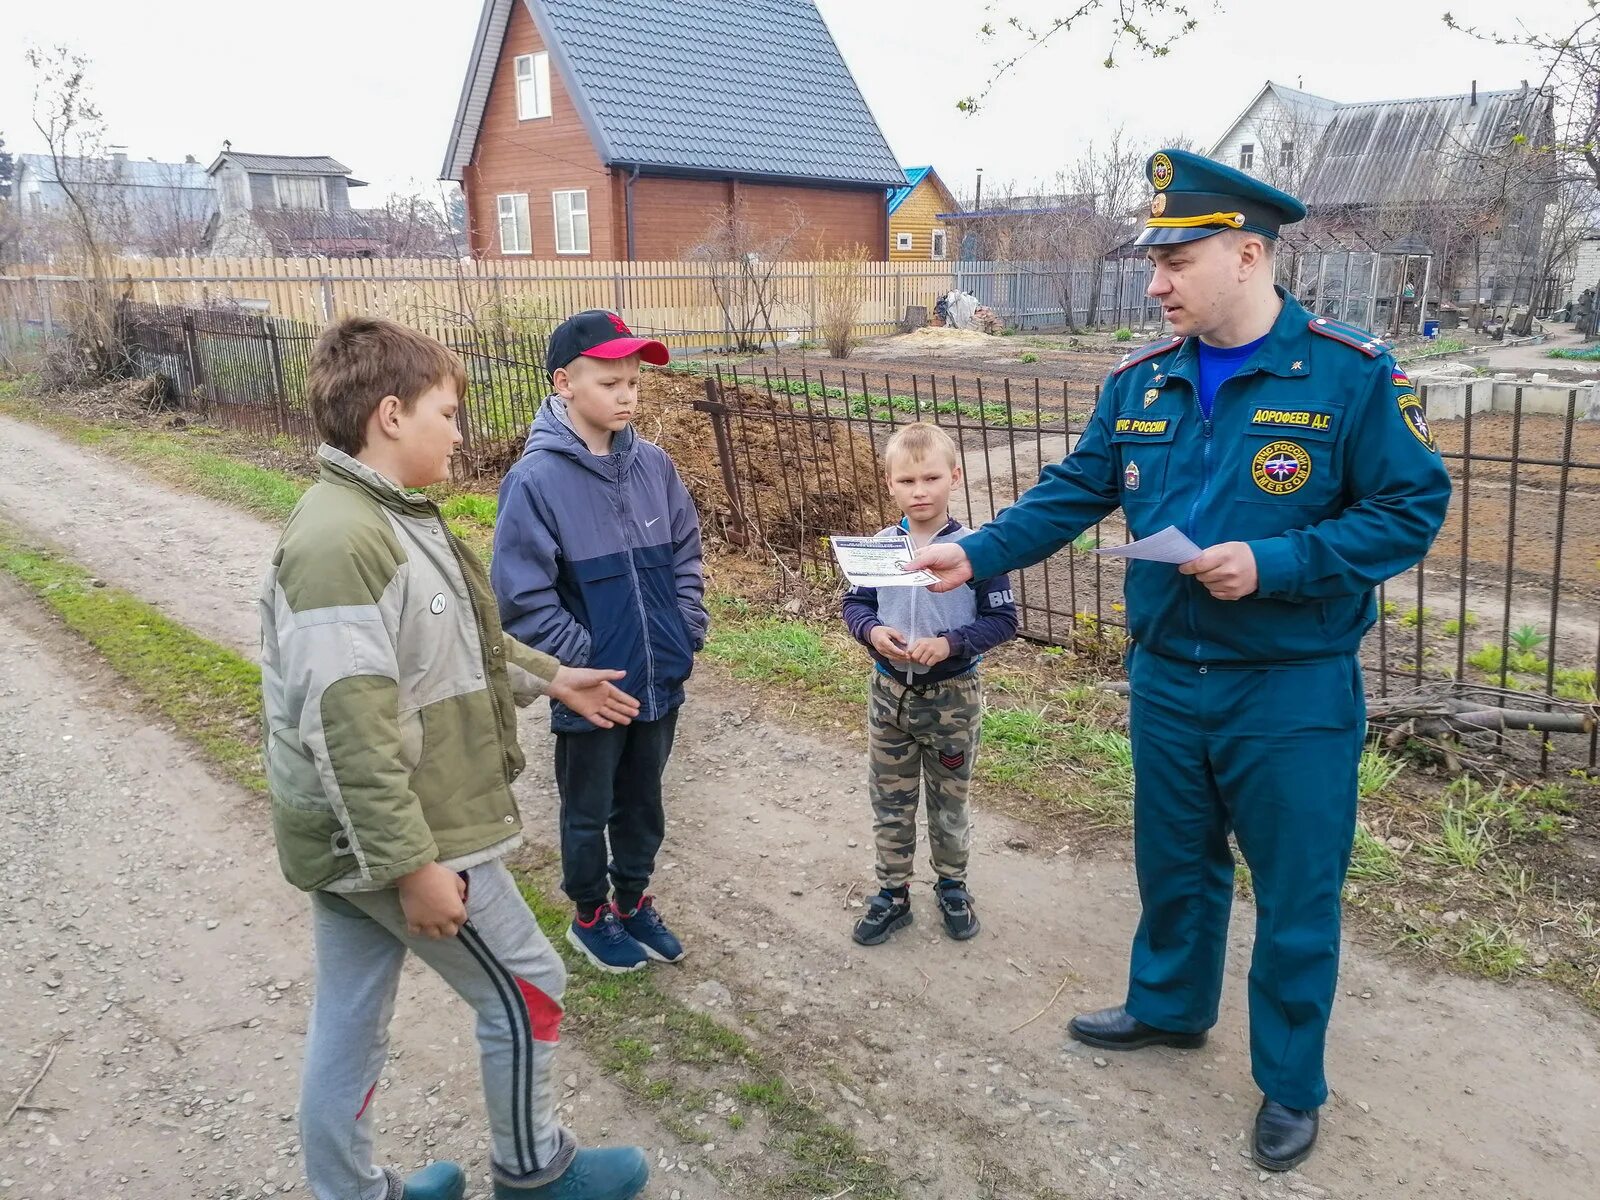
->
[888,166,958,262]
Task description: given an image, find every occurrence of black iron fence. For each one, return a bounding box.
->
[6,296,1596,770]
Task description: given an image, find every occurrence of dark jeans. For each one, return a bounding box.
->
[554,708,679,914]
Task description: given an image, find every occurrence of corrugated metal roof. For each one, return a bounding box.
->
[1294,88,1552,208]
[18,153,212,190]
[441,0,904,187]
[888,166,930,215]
[210,152,353,176]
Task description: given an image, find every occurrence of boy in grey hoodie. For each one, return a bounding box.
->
[841,423,1017,944]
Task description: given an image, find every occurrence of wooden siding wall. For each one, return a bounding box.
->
[889,178,954,261]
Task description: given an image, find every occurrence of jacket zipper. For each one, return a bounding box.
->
[438,505,513,775]
[1184,385,1215,661]
[618,459,656,718]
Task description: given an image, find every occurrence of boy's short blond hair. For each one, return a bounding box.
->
[883,422,958,470]
[306,317,467,455]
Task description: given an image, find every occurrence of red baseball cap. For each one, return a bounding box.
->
[546,309,669,374]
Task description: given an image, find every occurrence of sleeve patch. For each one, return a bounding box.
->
[1397,393,1436,451]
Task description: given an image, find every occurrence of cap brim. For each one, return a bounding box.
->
[1135,225,1231,247]
[582,336,670,366]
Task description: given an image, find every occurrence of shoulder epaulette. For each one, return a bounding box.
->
[1111,335,1183,375]
[1308,316,1388,358]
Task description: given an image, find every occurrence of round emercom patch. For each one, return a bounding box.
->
[1397,393,1436,451]
[1251,440,1312,495]
[430,593,447,614]
[1151,152,1174,191]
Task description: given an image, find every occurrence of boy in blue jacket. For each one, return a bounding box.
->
[842,423,1017,945]
[493,311,708,974]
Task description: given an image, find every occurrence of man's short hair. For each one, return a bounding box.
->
[884,421,958,470]
[306,317,467,455]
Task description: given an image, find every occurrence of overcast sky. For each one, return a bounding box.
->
[0,0,1570,202]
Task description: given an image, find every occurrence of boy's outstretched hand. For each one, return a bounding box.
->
[550,666,641,728]
[904,542,973,593]
[398,861,468,938]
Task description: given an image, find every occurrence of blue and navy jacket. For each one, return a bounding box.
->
[960,289,1452,666]
[492,396,708,731]
[842,518,1017,685]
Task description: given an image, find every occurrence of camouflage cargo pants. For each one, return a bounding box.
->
[867,670,984,888]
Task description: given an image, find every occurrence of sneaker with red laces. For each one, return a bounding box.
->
[615,896,685,963]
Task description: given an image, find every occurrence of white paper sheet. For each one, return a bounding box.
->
[830,535,940,587]
[1091,526,1203,565]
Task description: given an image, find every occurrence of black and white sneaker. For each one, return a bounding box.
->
[852,887,912,945]
[935,878,980,940]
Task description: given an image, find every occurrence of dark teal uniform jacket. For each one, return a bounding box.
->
[959,289,1450,1111]
[961,289,1451,662]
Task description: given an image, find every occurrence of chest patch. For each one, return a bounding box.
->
[1114,417,1170,436]
[1397,393,1436,451]
[1251,440,1312,495]
[1143,388,1160,408]
[430,593,448,615]
[1250,407,1332,432]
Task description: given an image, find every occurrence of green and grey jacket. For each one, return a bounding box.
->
[259,446,560,893]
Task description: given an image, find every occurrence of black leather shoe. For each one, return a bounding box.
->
[1066,1005,1208,1051]
[1253,1099,1319,1171]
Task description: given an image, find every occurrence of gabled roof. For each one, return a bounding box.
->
[207,152,355,178]
[441,0,904,188]
[888,166,959,215]
[1297,87,1553,207]
[18,153,212,191]
[1207,81,1340,159]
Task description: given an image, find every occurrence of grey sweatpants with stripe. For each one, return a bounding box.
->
[302,860,576,1199]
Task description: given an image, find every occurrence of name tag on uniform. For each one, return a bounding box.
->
[1250,408,1333,432]
[1114,417,1171,435]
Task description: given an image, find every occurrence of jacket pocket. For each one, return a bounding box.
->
[636,549,694,687]
[271,796,346,891]
[1236,419,1340,510]
[568,554,645,677]
[1110,415,1179,505]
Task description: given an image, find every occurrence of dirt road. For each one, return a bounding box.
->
[2,413,1598,1200]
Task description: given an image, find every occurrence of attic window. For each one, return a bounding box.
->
[516,53,551,121]
[275,175,327,210]
[1239,143,1255,169]
[1280,141,1295,167]
[895,232,914,252]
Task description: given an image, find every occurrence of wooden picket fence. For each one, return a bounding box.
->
[6,256,980,350]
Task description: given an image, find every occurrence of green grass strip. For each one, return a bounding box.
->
[0,525,265,791]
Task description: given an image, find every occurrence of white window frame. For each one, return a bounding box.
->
[497,193,532,255]
[1239,143,1255,170]
[553,189,590,255]
[515,52,552,121]
[273,174,327,210]
[894,231,914,252]
[930,229,947,261]
[1280,141,1295,168]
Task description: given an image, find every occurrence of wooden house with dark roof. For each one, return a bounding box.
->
[441,0,907,260]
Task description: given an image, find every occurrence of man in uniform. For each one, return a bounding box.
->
[907,149,1451,1171]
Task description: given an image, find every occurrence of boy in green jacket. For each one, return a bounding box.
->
[259,317,650,1200]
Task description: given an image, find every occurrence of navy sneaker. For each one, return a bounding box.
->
[935,878,980,940]
[493,1146,648,1199]
[615,896,685,963]
[566,908,649,973]
[852,887,912,945]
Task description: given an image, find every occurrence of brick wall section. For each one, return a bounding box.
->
[463,0,615,258]
[463,0,888,261]
[628,176,887,260]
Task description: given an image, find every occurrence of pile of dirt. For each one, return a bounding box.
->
[454,372,888,552]
[640,372,888,550]
[898,325,996,348]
